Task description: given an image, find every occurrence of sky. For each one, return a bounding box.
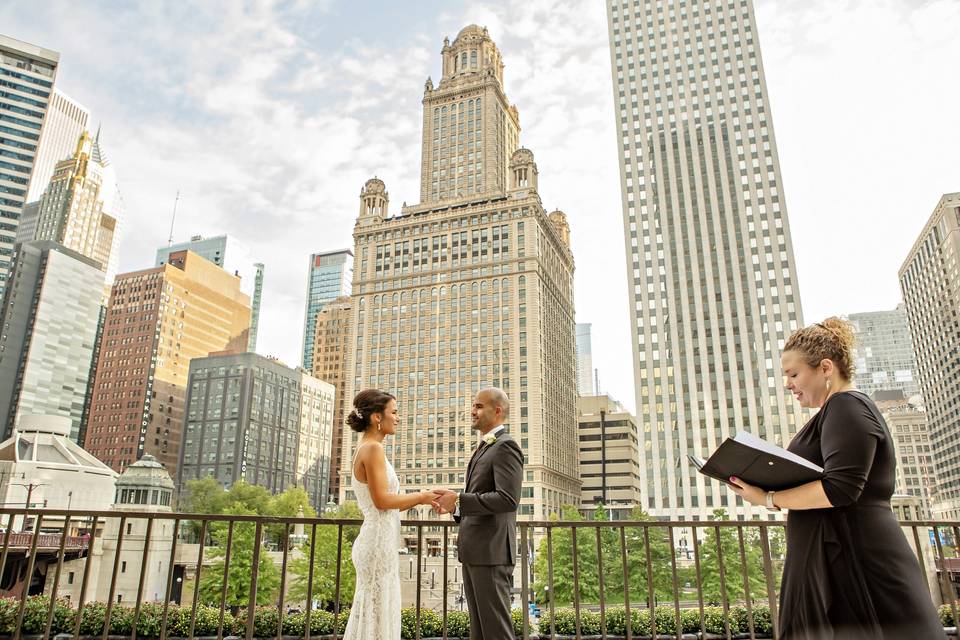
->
[3,0,958,414]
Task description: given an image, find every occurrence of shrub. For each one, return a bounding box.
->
[940,604,955,627]
[399,606,443,638]
[15,596,75,634]
[446,609,470,637]
[702,606,729,634]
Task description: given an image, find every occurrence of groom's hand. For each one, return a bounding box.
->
[433,488,458,514]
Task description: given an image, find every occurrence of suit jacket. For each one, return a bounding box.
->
[455,431,524,566]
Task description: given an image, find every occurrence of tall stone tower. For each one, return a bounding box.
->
[342,26,579,552]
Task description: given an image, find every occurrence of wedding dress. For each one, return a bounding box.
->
[342,455,402,639]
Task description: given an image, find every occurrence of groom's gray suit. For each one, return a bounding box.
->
[454,427,524,640]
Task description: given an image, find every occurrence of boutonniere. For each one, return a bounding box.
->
[482,433,498,445]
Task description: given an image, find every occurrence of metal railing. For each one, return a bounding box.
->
[0,507,956,639]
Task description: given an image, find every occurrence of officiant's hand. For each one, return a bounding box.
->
[728,476,765,506]
[432,488,458,514]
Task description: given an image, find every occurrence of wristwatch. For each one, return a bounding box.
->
[454,493,461,511]
[765,491,780,512]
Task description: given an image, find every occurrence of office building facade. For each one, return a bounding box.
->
[575,322,594,395]
[33,131,117,278]
[899,192,960,519]
[83,250,251,474]
[606,0,805,517]
[0,35,59,296]
[25,89,89,203]
[311,295,351,501]
[578,394,641,520]
[179,352,335,510]
[849,304,921,399]
[0,241,104,441]
[301,249,352,369]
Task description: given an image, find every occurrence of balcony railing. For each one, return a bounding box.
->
[0,507,956,639]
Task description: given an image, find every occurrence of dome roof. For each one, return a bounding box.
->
[456,24,488,41]
[362,177,386,194]
[116,454,175,490]
[510,148,535,165]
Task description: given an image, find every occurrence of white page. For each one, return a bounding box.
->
[732,431,824,473]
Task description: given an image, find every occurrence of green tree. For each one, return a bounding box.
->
[621,506,676,603]
[532,505,599,605]
[696,510,768,605]
[267,486,317,550]
[288,502,360,606]
[197,505,281,612]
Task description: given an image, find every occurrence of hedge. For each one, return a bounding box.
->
[0,596,952,638]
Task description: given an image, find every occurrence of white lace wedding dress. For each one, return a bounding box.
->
[342,457,402,639]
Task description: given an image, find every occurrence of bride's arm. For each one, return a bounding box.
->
[362,443,438,511]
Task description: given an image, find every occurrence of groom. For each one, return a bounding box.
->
[435,387,524,640]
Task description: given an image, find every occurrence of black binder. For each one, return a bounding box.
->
[688,432,824,491]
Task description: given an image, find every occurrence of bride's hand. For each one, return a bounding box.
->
[418,490,442,506]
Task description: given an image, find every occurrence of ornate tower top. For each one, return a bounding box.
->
[419,26,520,205]
[358,177,389,225]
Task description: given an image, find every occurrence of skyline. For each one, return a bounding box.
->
[3,0,959,414]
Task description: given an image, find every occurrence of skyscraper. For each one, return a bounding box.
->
[0,34,59,296]
[311,295,351,501]
[575,322,594,395]
[84,250,251,474]
[899,192,960,520]
[24,89,89,203]
[33,131,117,281]
[158,235,264,353]
[178,352,335,510]
[248,263,265,352]
[156,235,227,268]
[848,304,921,399]
[341,26,580,542]
[577,394,641,520]
[301,249,352,369]
[606,0,805,517]
[0,240,105,442]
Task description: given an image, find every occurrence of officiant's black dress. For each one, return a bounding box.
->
[779,390,945,639]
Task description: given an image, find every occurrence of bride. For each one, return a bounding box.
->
[342,389,440,639]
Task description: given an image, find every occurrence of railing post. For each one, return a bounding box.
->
[667,525,681,640]
[276,522,290,640]
[14,513,44,640]
[132,516,155,640]
[333,523,344,640]
[759,525,779,639]
[245,520,264,640]
[737,526,755,640]
[73,515,100,639]
[442,524,449,640]
[522,524,530,640]
[304,522,317,640]
[714,524,731,640]
[103,515,127,640]
[217,520,235,640]
[571,523,581,640]
[160,519,180,640]
[620,526,631,640]
[547,525,556,639]
[188,519,208,640]
[691,525,706,639]
[0,513,15,585]
[416,523,423,640]
[643,526,654,638]
[595,525,606,640]
[43,515,72,640]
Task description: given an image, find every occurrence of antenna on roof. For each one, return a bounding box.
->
[168,189,180,246]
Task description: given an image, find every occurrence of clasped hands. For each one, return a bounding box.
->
[418,488,459,514]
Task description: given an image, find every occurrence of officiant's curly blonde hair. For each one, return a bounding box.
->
[784,317,856,380]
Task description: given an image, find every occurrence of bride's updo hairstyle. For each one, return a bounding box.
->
[347,389,396,433]
[783,316,857,381]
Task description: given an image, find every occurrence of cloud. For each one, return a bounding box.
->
[3,0,957,413]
